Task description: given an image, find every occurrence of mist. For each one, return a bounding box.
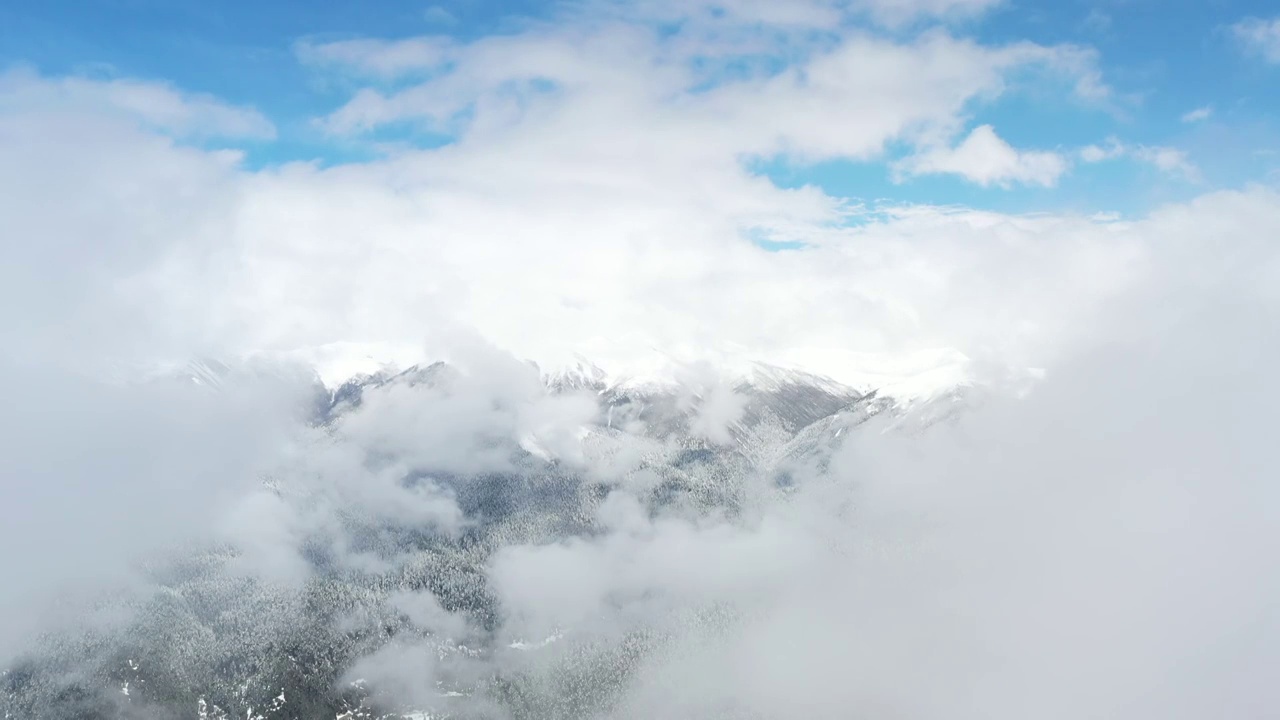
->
[481,288,1279,719]
[3,225,1276,718]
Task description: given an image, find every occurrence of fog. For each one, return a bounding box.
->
[3,221,1276,718]
[479,292,1279,719]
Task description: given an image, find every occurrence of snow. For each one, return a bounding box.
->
[265,341,426,388]
[132,336,1040,409]
[508,632,563,651]
[517,434,553,462]
[768,346,975,401]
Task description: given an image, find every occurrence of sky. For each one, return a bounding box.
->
[1,0,1279,386]
[2,0,1277,209]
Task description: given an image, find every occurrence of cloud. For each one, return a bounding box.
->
[854,0,1006,25]
[311,20,1108,162]
[476,192,1280,717]
[1231,16,1280,64]
[0,63,1237,393]
[423,5,458,25]
[344,638,445,710]
[5,3,1280,716]
[1081,8,1111,33]
[0,67,275,140]
[12,215,1280,708]
[479,218,1279,715]
[0,22,1120,392]
[588,0,1004,29]
[0,362,314,657]
[621,321,1279,718]
[1080,137,1201,181]
[1132,145,1200,180]
[4,75,1280,707]
[893,124,1069,187]
[295,37,455,79]
[1079,139,1125,163]
[622,0,849,28]
[0,103,248,368]
[1181,105,1213,123]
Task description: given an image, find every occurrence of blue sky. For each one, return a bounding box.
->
[2,1,1277,216]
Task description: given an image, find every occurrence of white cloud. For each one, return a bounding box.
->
[1181,105,1213,123]
[423,5,457,25]
[1082,8,1111,33]
[1079,139,1125,163]
[632,0,849,28]
[1079,138,1200,181]
[1133,145,1200,180]
[0,361,313,654]
[614,312,1280,717]
[0,67,275,140]
[481,243,1280,716]
[295,36,455,78]
[894,124,1069,187]
[1231,16,1280,63]
[311,21,1107,175]
[855,0,1005,25]
[0,51,1228,393]
[589,0,1004,29]
[0,8,1209,411]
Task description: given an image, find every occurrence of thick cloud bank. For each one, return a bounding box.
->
[2,211,1277,717]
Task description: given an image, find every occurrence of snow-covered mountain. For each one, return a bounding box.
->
[159,349,984,430]
[4,349,998,720]
[214,340,988,404]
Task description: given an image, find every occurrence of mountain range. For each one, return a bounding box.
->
[3,353,987,720]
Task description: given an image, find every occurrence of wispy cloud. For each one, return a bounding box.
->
[1080,137,1201,181]
[853,0,1007,25]
[305,14,1110,173]
[1132,145,1200,181]
[295,36,455,79]
[589,0,1006,29]
[1231,16,1280,63]
[0,67,275,140]
[422,5,457,25]
[1081,8,1112,34]
[1181,105,1213,123]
